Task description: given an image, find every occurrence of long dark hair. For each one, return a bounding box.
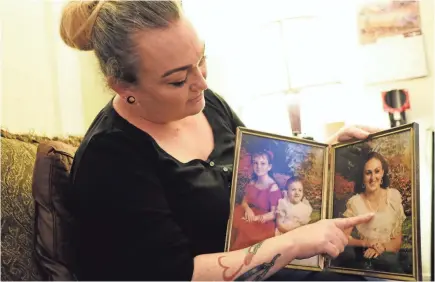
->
[354,151,390,194]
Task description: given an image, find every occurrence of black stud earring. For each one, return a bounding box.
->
[127,96,136,104]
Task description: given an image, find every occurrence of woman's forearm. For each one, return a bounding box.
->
[241,199,249,210]
[348,237,368,247]
[260,211,276,222]
[192,234,297,281]
[344,227,367,248]
[384,236,402,253]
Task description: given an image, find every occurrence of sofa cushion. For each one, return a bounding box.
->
[32,141,78,281]
[1,137,42,281]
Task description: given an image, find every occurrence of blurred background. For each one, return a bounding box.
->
[0,0,433,280]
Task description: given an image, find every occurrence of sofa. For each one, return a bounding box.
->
[1,130,82,281]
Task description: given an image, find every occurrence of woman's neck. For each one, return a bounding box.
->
[364,187,383,201]
[113,94,190,127]
[256,174,269,184]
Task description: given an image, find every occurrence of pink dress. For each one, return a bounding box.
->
[230,182,282,251]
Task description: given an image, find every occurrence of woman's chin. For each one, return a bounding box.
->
[366,185,380,192]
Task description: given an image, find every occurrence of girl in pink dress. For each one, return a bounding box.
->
[230,149,282,251]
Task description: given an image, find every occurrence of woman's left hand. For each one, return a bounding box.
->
[363,247,380,259]
[255,215,266,223]
[371,242,386,255]
[326,125,384,145]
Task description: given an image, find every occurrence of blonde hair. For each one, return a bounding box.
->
[59,0,182,83]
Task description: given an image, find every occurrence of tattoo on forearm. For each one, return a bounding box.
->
[244,241,264,265]
[235,254,281,281]
[218,256,244,281]
[218,241,265,281]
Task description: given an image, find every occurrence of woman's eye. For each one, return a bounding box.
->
[169,79,187,87]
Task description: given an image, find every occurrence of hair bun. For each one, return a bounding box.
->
[59,1,100,51]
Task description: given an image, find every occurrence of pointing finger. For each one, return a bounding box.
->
[334,213,375,230]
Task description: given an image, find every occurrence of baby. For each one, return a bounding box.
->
[275,176,319,267]
[275,176,312,236]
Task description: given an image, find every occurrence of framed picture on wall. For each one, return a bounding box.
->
[225,124,422,281]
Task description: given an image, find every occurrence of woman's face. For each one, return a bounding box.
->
[252,154,271,177]
[120,16,208,122]
[363,158,384,192]
[288,181,304,204]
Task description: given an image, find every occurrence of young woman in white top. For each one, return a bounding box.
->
[341,151,407,273]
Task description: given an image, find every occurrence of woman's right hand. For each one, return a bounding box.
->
[244,207,256,222]
[284,213,374,260]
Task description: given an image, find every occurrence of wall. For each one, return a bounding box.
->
[0,0,111,136]
[1,0,61,136]
[0,0,87,136]
[77,52,113,128]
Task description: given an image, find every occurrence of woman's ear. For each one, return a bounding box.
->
[108,76,136,100]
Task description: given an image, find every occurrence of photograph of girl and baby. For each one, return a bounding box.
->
[227,128,417,279]
[228,132,327,269]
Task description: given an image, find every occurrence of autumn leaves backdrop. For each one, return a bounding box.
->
[235,134,325,223]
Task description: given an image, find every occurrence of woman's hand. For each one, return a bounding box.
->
[326,125,384,145]
[284,213,374,259]
[255,215,266,223]
[243,207,256,222]
[364,247,380,259]
[371,242,386,255]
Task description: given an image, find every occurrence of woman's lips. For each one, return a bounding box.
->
[189,93,203,102]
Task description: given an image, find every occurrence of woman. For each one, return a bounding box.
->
[340,151,407,273]
[60,1,376,280]
[231,149,282,251]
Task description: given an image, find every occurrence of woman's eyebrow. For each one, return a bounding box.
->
[161,43,206,78]
[161,65,190,78]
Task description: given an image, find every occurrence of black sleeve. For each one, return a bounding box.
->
[70,132,194,281]
[206,89,245,132]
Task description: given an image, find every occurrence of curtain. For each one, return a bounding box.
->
[0,0,85,137]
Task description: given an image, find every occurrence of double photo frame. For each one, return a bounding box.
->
[225,123,421,281]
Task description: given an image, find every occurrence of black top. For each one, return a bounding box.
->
[68,89,244,281]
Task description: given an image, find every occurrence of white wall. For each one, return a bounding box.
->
[1,0,61,136]
[0,0,107,137]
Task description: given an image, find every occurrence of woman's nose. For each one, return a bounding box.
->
[190,67,208,92]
